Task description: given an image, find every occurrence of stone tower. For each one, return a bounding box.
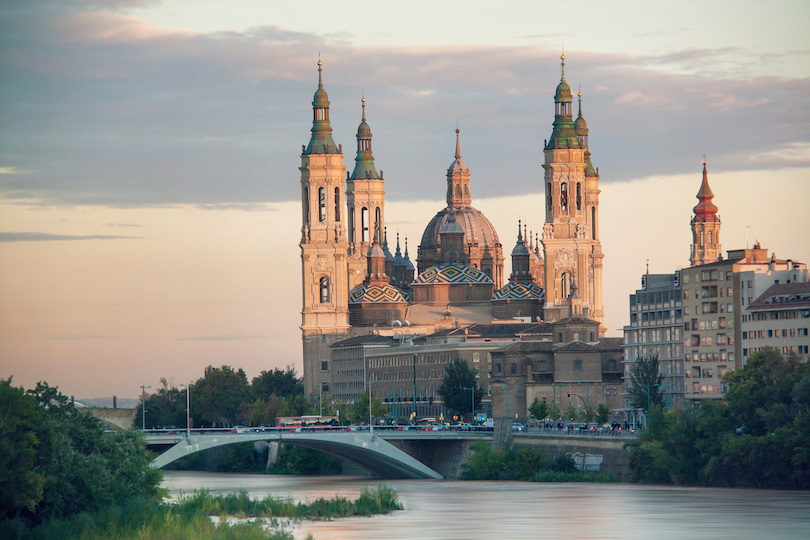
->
[690,162,722,266]
[541,54,604,328]
[346,97,386,290]
[299,60,350,395]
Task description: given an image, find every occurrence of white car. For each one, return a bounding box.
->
[512,422,525,432]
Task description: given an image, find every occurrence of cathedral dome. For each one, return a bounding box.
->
[349,283,408,304]
[494,282,544,301]
[420,206,500,253]
[413,264,494,285]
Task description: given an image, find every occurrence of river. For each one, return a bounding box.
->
[162,471,810,540]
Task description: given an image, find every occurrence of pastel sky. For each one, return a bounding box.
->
[1,0,808,400]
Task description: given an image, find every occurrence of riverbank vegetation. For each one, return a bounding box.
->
[1,378,403,539]
[460,440,617,482]
[626,348,810,489]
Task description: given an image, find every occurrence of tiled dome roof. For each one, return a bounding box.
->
[413,264,494,285]
[349,284,408,304]
[493,282,545,301]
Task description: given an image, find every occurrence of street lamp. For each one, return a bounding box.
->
[413,385,423,422]
[463,386,475,422]
[180,382,191,440]
[317,382,324,416]
[140,384,151,430]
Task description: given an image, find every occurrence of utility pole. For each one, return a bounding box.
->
[140,384,151,430]
[412,353,417,422]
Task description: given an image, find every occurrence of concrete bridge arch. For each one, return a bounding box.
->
[147,431,444,480]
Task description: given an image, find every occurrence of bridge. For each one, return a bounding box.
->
[145,428,492,479]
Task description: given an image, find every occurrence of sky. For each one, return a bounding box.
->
[1,0,809,400]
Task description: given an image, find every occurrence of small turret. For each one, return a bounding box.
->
[304,59,340,155]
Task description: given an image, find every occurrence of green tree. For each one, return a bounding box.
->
[1,380,163,523]
[193,365,250,427]
[349,389,385,424]
[250,366,303,400]
[133,378,187,429]
[0,378,45,518]
[547,401,561,422]
[565,402,578,421]
[627,354,664,411]
[596,403,610,425]
[436,358,482,418]
[627,348,810,488]
[528,398,548,422]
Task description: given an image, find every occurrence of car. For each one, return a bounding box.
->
[455,422,474,431]
[512,422,525,432]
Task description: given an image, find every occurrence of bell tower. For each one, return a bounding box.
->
[541,54,605,329]
[690,161,722,266]
[346,97,386,290]
[300,60,350,396]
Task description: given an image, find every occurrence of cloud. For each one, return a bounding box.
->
[49,334,116,340]
[0,4,807,208]
[0,232,143,242]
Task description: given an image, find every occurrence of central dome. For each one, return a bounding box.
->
[420,206,500,251]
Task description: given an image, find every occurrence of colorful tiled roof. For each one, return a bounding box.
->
[493,282,545,300]
[349,284,408,304]
[412,264,494,285]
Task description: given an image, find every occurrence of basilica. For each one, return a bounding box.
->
[299,56,617,419]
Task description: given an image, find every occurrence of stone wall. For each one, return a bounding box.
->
[86,407,138,429]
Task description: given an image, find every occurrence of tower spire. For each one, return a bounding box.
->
[304,58,339,155]
[455,126,462,159]
[446,126,472,207]
[690,160,722,266]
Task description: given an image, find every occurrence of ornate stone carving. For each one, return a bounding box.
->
[555,248,575,269]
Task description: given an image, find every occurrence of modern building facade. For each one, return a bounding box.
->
[622,271,685,408]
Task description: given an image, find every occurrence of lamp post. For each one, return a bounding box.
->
[180,382,191,440]
[140,384,151,430]
[463,386,475,422]
[368,380,372,433]
[317,382,324,416]
[412,353,418,422]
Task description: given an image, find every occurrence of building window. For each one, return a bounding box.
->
[361,207,368,242]
[576,183,581,210]
[560,183,568,211]
[321,361,329,372]
[573,360,582,372]
[318,188,326,221]
[510,363,517,375]
[473,353,480,363]
[334,188,340,222]
[538,360,547,371]
[304,188,310,223]
[319,277,330,303]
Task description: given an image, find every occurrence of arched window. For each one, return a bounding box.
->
[561,272,570,299]
[547,183,553,212]
[708,231,712,246]
[375,207,381,238]
[361,207,369,243]
[318,188,326,222]
[576,183,581,210]
[348,208,355,243]
[319,277,330,303]
[591,207,596,239]
[510,363,518,375]
[700,230,704,246]
[560,183,568,211]
[303,188,310,223]
[334,188,340,222]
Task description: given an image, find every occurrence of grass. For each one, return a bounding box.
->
[0,485,402,540]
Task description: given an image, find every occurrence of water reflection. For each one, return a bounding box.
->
[162,472,810,540]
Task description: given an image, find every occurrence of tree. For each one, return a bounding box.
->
[436,358,482,418]
[627,348,810,488]
[627,354,664,411]
[596,403,610,425]
[1,380,163,523]
[528,398,548,422]
[0,378,45,518]
[250,366,303,400]
[192,365,250,427]
[133,378,187,429]
[349,389,385,424]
